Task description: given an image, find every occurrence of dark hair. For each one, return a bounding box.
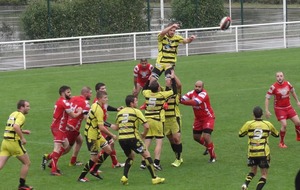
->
[95,82,105,91]
[253,106,263,118]
[149,80,159,92]
[59,85,71,95]
[125,95,135,107]
[140,58,147,62]
[96,90,107,99]
[17,100,27,109]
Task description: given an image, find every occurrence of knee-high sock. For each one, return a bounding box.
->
[145,157,156,178]
[50,151,60,172]
[280,130,286,143]
[244,172,255,186]
[256,177,266,190]
[78,159,95,179]
[171,143,182,160]
[207,142,216,158]
[123,158,133,178]
[110,149,118,165]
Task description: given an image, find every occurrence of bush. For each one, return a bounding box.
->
[21,0,147,39]
[0,0,26,5]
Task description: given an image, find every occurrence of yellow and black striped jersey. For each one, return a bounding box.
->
[3,111,25,141]
[116,107,147,140]
[239,119,279,157]
[142,89,173,122]
[165,94,180,118]
[84,102,104,140]
[156,34,184,65]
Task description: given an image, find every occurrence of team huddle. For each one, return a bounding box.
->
[0,23,300,190]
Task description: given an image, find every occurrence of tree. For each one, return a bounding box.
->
[170,0,227,28]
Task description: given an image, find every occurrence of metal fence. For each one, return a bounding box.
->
[0,21,300,71]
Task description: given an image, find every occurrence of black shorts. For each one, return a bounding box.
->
[151,66,174,79]
[119,138,145,157]
[247,156,270,168]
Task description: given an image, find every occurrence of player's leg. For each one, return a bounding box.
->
[202,131,216,162]
[70,133,83,166]
[275,108,288,147]
[153,138,163,170]
[290,114,300,141]
[0,156,9,170]
[78,138,101,181]
[149,67,163,84]
[141,150,156,178]
[141,137,153,169]
[133,83,143,97]
[242,161,257,190]
[110,142,125,168]
[17,153,33,189]
[278,119,288,147]
[93,138,112,172]
[141,149,165,184]
[0,142,10,170]
[169,118,183,167]
[256,157,269,190]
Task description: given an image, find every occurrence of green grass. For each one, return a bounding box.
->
[0,48,300,190]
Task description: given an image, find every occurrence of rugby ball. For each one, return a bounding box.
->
[220,16,231,30]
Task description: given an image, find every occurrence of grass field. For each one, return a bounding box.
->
[0,48,299,190]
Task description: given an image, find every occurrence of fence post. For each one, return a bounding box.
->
[23,41,26,69]
[79,37,82,65]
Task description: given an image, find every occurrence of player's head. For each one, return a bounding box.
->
[96,91,108,104]
[194,81,204,94]
[95,82,106,92]
[166,22,180,37]
[125,95,137,108]
[253,106,263,118]
[140,58,148,68]
[275,71,284,84]
[81,86,92,100]
[149,80,160,92]
[59,85,72,100]
[17,100,30,115]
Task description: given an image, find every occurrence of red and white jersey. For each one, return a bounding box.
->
[67,95,90,132]
[51,97,73,131]
[182,89,215,120]
[266,81,294,108]
[133,63,153,86]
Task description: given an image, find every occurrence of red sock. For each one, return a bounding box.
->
[280,130,286,144]
[295,126,300,140]
[110,150,118,165]
[47,153,52,160]
[59,147,65,157]
[70,156,77,164]
[199,137,207,146]
[51,152,60,172]
[207,143,216,158]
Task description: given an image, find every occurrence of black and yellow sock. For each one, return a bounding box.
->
[123,158,133,178]
[79,159,94,179]
[256,177,266,190]
[244,172,255,186]
[145,157,156,178]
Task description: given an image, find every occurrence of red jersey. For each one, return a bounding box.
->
[51,97,73,131]
[266,81,294,108]
[182,89,215,120]
[67,95,90,131]
[133,63,153,86]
